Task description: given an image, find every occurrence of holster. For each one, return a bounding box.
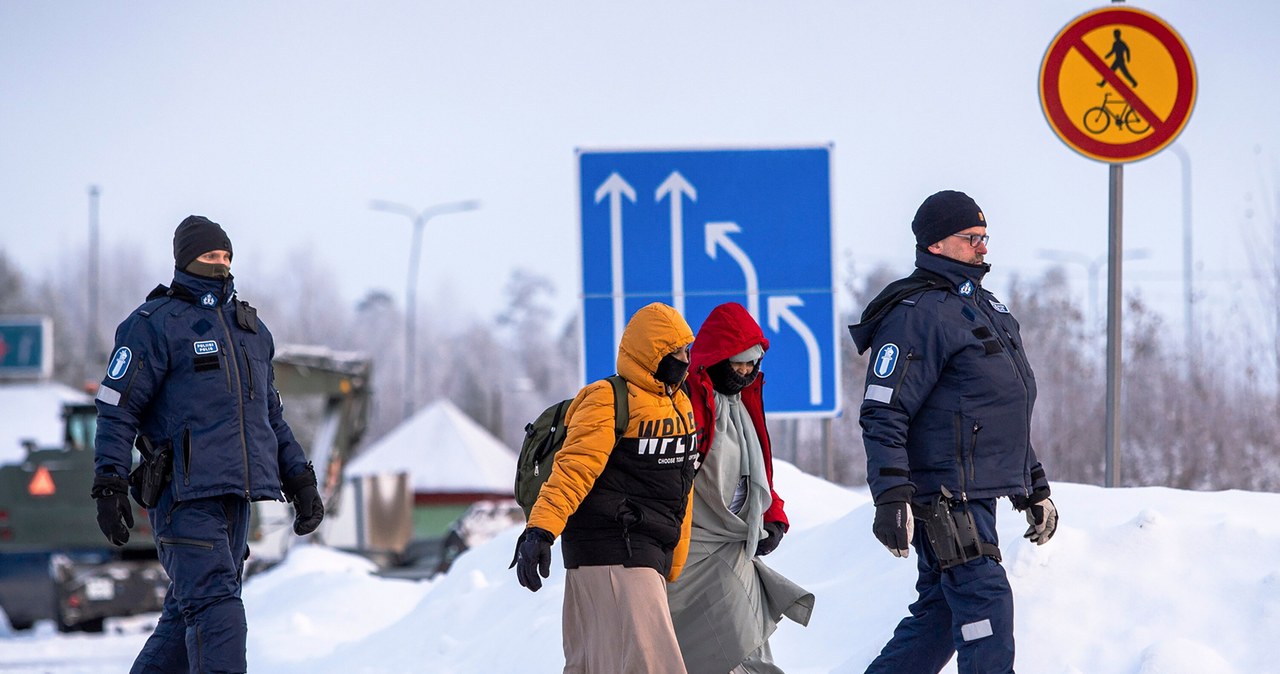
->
[910,486,1000,570]
[129,436,173,509]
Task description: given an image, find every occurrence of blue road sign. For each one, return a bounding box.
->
[0,316,53,380]
[578,146,838,416]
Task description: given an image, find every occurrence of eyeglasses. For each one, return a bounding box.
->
[950,233,990,248]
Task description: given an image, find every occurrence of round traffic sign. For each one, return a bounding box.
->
[1039,6,1196,163]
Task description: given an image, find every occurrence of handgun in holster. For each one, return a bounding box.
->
[910,485,999,570]
[129,435,173,509]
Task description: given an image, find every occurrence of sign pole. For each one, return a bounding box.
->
[1105,165,1123,488]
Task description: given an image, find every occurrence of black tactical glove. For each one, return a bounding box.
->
[509,527,554,592]
[872,485,915,558]
[755,520,786,557]
[283,463,324,536]
[1013,488,1057,545]
[91,474,134,546]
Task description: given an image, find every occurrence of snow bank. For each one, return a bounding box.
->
[4,464,1280,673]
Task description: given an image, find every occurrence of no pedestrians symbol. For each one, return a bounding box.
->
[1039,6,1196,163]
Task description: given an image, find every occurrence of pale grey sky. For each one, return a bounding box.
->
[2,1,1278,339]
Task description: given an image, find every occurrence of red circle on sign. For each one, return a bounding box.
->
[1039,6,1196,163]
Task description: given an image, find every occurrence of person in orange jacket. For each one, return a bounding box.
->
[669,301,813,673]
[512,302,699,674]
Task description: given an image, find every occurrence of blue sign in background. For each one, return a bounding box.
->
[578,146,838,416]
[0,316,52,380]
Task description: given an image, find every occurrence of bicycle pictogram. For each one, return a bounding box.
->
[1082,92,1151,135]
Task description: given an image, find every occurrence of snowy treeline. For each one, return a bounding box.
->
[2,245,1277,492]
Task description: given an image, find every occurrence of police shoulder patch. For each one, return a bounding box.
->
[988,299,1010,314]
[106,347,132,380]
[873,343,900,379]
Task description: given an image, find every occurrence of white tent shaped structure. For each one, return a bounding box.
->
[345,399,517,501]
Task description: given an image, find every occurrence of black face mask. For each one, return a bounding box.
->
[186,260,231,279]
[708,359,759,395]
[654,353,690,387]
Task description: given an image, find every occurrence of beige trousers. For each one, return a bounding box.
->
[562,565,688,674]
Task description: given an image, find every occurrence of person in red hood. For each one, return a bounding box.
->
[667,301,814,674]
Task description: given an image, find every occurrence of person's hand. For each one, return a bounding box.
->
[510,527,554,592]
[872,486,915,558]
[283,464,324,536]
[1022,497,1058,545]
[91,475,134,546]
[755,520,786,557]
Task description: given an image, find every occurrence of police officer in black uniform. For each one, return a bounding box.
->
[849,191,1059,674]
[91,215,323,674]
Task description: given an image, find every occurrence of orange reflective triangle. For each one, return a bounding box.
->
[28,466,56,496]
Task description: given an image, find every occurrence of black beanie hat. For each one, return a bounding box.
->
[911,190,986,247]
[173,215,233,269]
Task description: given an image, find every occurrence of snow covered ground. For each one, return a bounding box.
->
[3,461,1278,673]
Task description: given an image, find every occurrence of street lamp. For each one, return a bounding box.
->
[1038,248,1149,330]
[370,198,481,420]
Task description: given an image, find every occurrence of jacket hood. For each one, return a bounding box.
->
[617,303,694,394]
[690,302,769,373]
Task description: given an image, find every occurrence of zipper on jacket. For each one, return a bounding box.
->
[953,415,969,501]
[240,341,255,400]
[889,349,917,406]
[216,306,252,499]
[182,429,192,485]
[968,422,981,482]
[221,345,234,393]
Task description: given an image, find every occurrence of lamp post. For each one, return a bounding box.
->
[370,198,481,420]
[1169,144,1196,368]
[86,185,100,387]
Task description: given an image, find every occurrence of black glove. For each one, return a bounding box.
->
[283,464,324,536]
[872,485,915,558]
[509,527,554,592]
[91,475,134,546]
[755,520,786,557]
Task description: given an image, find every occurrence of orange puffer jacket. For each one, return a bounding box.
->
[528,302,698,581]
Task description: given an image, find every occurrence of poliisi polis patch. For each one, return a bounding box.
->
[106,347,132,380]
[989,300,1010,314]
[194,340,219,355]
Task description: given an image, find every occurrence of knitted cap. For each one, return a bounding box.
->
[911,190,986,247]
[173,215,233,269]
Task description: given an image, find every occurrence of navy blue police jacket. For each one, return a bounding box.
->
[848,249,1051,505]
[94,269,309,502]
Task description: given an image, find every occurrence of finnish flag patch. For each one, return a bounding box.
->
[194,340,219,355]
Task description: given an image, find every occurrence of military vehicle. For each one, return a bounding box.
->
[0,347,372,632]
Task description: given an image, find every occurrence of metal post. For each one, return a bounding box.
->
[1105,165,1123,488]
[1170,144,1195,368]
[404,218,425,421]
[86,186,100,385]
[370,199,481,421]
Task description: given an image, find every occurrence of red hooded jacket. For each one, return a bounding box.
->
[687,302,789,529]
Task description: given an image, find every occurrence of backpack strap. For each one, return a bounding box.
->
[605,374,629,440]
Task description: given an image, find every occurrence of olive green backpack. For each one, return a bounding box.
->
[514,375,628,520]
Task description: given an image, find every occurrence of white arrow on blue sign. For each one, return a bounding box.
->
[578,146,839,417]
